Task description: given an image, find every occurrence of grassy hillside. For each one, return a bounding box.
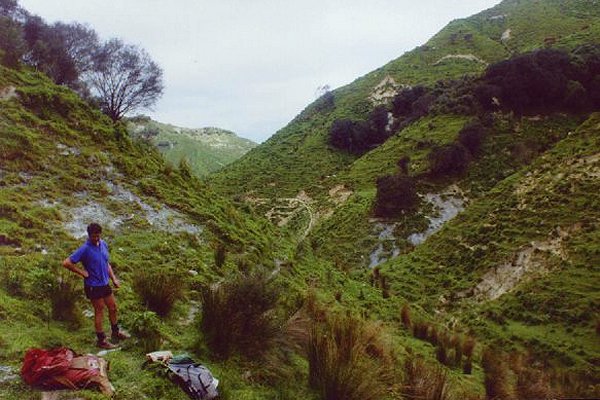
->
[377,113,600,367]
[2,0,600,399]
[127,117,256,177]
[206,0,600,397]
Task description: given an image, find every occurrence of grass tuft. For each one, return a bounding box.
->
[199,270,280,360]
[133,266,186,317]
[308,313,396,400]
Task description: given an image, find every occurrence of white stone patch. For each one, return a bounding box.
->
[370,76,409,105]
[64,202,121,238]
[488,14,508,21]
[0,365,18,383]
[106,182,202,235]
[369,222,401,269]
[62,184,202,238]
[408,185,467,245]
[0,86,17,101]
[501,29,512,43]
[56,143,81,156]
[460,226,575,302]
[433,54,488,66]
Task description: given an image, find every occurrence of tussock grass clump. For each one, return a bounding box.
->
[200,270,279,360]
[308,313,396,400]
[401,355,450,400]
[50,274,82,324]
[133,266,186,317]
[26,264,82,325]
[482,346,513,400]
[400,303,412,330]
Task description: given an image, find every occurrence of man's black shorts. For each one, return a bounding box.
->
[84,284,112,300]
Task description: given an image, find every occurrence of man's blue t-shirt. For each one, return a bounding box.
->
[69,239,110,287]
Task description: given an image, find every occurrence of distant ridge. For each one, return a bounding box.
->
[127,116,257,177]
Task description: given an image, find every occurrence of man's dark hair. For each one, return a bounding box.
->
[87,223,102,235]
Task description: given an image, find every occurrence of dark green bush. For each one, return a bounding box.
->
[392,85,429,117]
[373,174,419,217]
[428,143,471,177]
[50,275,82,324]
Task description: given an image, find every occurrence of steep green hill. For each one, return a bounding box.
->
[127,117,257,177]
[211,0,600,200]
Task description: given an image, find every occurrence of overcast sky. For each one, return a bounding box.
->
[18,0,500,143]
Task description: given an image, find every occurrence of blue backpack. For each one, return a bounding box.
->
[166,355,219,400]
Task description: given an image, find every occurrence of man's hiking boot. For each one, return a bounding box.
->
[97,339,118,350]
[111,329,130,342]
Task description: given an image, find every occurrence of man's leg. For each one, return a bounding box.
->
[90,297,117,348]
[91,297,106,334]
[104,293,118,326]
[105,293,129,341]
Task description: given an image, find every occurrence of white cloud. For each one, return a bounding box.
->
[18,0,500,142]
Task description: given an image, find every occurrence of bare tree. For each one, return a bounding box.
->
[86,38,163,121]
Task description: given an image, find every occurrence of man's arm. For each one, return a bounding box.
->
[62,257,89,278]
[108,263,120,288]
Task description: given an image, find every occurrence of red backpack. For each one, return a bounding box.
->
[21,347,113,394]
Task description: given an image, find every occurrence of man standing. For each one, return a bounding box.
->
[63,223,129,349]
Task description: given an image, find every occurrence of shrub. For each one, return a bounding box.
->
[128,311,164,353]
[1,266,26,297]
[329,118,365,154]
[308,314,395,400]
[515,365,554,400]
[178,157,193,179]
[373,174,419,217]
[368,105,390,138]
[133,266,186,317]
[328,106,393,155]
[458,120,486,155]
[463,336,476,359]
[463,356,473,375]
[436,344,448,365]
[482,49,573,114]
[314,91,335,114]
[453,335,463,367]
[428,143,471,177]
[391,86,429,117]
[199,270,280,359]
[564,80,587,111]
[413,320,430,340]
